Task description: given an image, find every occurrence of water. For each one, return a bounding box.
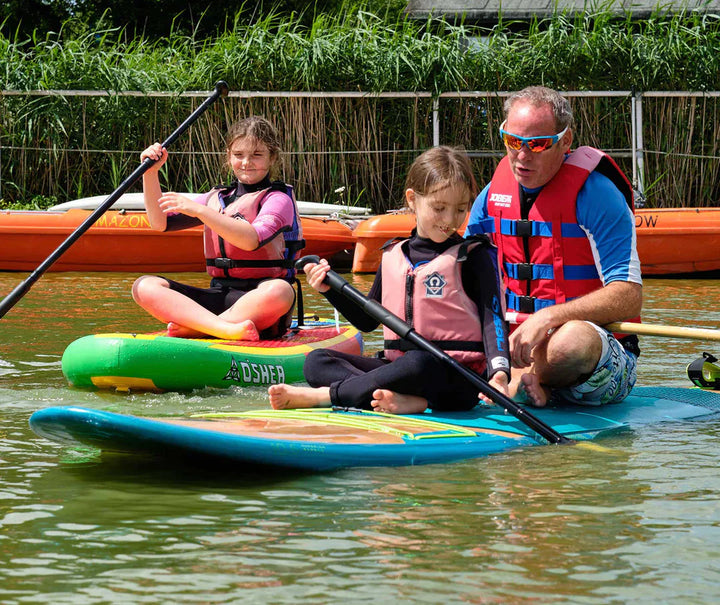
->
[1,271,720,604]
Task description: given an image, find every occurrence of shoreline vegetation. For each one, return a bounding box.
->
[1,5,720,211]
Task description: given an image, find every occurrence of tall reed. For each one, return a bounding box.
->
[1,6,720,209]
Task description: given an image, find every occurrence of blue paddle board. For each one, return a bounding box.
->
[29,386,720,471]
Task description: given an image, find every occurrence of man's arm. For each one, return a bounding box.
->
[464,184,491,237]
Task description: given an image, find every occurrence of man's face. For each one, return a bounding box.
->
[503,101,572,189]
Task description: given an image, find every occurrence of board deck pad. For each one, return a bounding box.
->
[29,386,720,471]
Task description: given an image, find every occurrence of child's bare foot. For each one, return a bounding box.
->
[519,373,550,407]
[268,384,331,409]
[371,389,428,414]
[228,319,260,342]
[166,322,207,338]
[169,319,261,341]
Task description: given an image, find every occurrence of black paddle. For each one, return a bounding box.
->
[296,255,573,445]
[0,80,230,320]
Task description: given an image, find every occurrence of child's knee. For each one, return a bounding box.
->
[131,275,152,302]
[261,279,295,309]
[131,275,168,304]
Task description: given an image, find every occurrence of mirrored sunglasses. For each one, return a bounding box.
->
[499,120,569,153]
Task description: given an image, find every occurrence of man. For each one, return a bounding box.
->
[465,86,642,406]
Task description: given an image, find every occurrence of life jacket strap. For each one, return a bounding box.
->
[384,339,485,353]
[293,277,305,327]
[506,291,555,314]
[285,239,306,257]
[206,258,296,269]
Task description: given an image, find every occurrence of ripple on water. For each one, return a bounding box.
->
[1,275,720,603]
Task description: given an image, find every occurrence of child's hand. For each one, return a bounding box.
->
[303,258,331,293]
[140,143,168,172]
[158,192,199,217]
[479,371,509,405]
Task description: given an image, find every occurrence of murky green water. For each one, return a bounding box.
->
[1,271,720,603]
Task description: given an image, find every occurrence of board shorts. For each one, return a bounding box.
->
[164,276,295,339]
[554,322,638,406]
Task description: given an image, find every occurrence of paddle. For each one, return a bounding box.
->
[295,255,573,445]
[0,80,230,320]
[505,312,720,342]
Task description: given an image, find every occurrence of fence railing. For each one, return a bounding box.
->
[2,89,720,210]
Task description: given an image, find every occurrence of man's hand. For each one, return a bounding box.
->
[509,307,557,367]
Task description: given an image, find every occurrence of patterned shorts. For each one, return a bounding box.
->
[554,322,638,406]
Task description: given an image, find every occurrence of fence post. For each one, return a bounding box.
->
[631,91,637,188]
[634,91,645,195]
[432,97,440,147]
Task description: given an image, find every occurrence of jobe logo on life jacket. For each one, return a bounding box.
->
[423,271,447,298]
[223,357,285,384]
[489,193,513,208]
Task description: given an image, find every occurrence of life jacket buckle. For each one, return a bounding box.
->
[212,257,234,269]
[516,263,534,281]
[517,295,537,314]
[514,219,533,237]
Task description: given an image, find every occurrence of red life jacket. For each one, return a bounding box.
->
[486,146,635,308]
[381,239,486,372]
[203,183,304,281]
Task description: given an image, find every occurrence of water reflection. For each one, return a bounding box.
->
[1,272,720,603]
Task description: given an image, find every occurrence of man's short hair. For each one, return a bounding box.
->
[504,86,574,131]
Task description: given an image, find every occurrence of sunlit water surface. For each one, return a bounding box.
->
[1,271,720,604]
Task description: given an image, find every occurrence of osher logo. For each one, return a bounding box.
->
[223,357,286,384]
[489,193,512,208]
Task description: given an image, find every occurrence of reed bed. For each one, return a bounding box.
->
[2,7,720,210]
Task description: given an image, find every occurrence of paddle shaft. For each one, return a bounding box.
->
[0,81,230,320]
[506,312,720,342]
[297,256,572,445]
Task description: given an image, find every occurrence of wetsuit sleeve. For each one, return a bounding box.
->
[252,191,295,248]
[321,267,382,332]
[576,171,642,286]
[165,215,203,231]
[462,244,511,380]
[464,184,491,237]
[163,192,207,231]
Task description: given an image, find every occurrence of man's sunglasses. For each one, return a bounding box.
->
[499,120,569,153]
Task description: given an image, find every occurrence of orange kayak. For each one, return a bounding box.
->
[351,208,720,276]
[0,209,356,272]
[635,208,720,275]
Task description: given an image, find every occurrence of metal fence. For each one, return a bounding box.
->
[2,89,720,210]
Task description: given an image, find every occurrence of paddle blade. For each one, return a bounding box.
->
[575,441,618,454]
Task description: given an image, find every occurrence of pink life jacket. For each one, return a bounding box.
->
[203,183,304,281]
[381,239,486,371]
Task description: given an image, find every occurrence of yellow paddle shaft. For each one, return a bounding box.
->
[606,322,720,342]
[505,312,720,342]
